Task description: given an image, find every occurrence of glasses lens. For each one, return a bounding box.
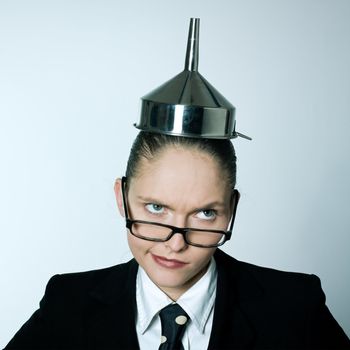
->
[131,222,172,240]
[187,230,225,246]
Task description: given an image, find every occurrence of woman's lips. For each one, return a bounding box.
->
[151,254,188,269]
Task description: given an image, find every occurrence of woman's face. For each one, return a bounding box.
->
[115,146,233,300]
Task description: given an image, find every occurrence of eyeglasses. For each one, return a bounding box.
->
[121,176,239,248]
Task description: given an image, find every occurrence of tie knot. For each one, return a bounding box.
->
[159,303,189,350]
[160,303,189,325]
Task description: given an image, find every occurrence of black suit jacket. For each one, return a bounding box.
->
[5,249,350,349]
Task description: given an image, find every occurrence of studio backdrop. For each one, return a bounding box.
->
[0,0,349,346]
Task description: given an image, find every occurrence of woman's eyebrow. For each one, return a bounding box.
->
[136,195,177,211]
[193,201,226,211]
[136,195,169,206]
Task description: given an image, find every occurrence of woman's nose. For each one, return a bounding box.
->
[165,231,187,252]
[163,215,189,252]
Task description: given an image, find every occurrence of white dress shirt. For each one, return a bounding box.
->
[135,258,217,350]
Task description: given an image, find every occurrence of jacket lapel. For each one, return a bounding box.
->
[208,250,263,350]
[84,259,140,350]
[80,250,263,350]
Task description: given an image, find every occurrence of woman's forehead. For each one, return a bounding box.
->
[128,147,231,206]
[135,146,219,180]
[140,145,218,171]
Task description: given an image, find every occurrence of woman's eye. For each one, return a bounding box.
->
[145,203,164,214]
[197,209,217,220]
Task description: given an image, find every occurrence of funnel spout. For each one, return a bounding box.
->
[184,18,200,71]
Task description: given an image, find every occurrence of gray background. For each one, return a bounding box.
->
[1,0,349,346]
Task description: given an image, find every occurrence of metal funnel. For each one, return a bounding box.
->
[135,18,251,140]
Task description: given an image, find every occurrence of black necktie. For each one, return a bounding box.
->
[158,303,189,350]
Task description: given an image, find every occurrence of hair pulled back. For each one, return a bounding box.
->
[126,131,237,190]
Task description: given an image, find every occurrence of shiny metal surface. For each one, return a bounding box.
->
[135,18,251,140]
[184,17,199,71]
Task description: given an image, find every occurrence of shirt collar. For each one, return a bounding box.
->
[136,257,217,334]
[177,258,217,333]
[136,266,172,334]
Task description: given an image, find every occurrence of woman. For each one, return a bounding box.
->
[5,18,350,350]
[5,131,350,349]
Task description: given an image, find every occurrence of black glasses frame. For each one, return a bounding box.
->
[121,176,240,248]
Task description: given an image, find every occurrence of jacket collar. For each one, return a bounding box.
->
[85,259,140,350]
[83,250,263,350]
[207,249,263,350]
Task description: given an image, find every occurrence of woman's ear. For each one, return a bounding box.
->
[114,178,125,217]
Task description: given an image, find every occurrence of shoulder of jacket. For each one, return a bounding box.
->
[44,258,137,297]
[215,249,322,299]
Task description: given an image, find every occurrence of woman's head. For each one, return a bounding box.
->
[114,131,238,300]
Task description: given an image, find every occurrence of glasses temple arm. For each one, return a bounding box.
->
[121,176,130,220]
[228,189,240,232]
